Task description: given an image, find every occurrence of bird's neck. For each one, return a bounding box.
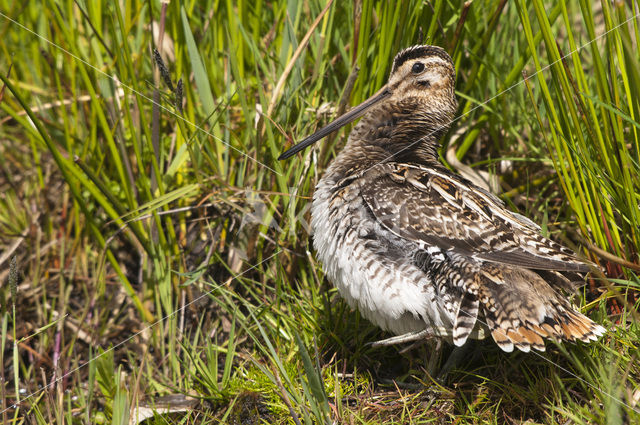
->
[327,100,453,178]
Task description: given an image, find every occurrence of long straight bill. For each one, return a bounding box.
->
[278,87,391,160]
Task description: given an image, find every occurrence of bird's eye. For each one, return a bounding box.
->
[412,62,425,74]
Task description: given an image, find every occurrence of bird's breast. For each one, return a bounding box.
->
[310,171,455,336]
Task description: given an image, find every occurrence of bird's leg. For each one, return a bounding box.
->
[370,329,455,378]
[435,343,472,383]
[369,329,437,347]
[425,339,443,377]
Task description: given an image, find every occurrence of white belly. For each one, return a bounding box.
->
[310,177,456,337]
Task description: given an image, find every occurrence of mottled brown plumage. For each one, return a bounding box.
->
[279,45,605,352]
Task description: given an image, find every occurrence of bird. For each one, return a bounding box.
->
[278,45,605,353]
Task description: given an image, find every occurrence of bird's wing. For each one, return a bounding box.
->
[360,164,591,272]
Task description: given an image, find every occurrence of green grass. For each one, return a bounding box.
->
[0,0,639,423]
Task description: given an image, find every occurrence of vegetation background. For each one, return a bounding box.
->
[0,0,639,423]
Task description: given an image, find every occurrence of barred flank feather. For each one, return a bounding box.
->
[453,293,479,347]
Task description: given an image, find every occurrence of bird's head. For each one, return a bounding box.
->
[279,45,457,161]
[385,45,456,114]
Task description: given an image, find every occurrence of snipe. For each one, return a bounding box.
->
[279,45,605,353]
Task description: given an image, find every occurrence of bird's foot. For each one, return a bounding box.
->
[369,329,437,347]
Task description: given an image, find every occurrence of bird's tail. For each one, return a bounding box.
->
[453,264,605,352]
